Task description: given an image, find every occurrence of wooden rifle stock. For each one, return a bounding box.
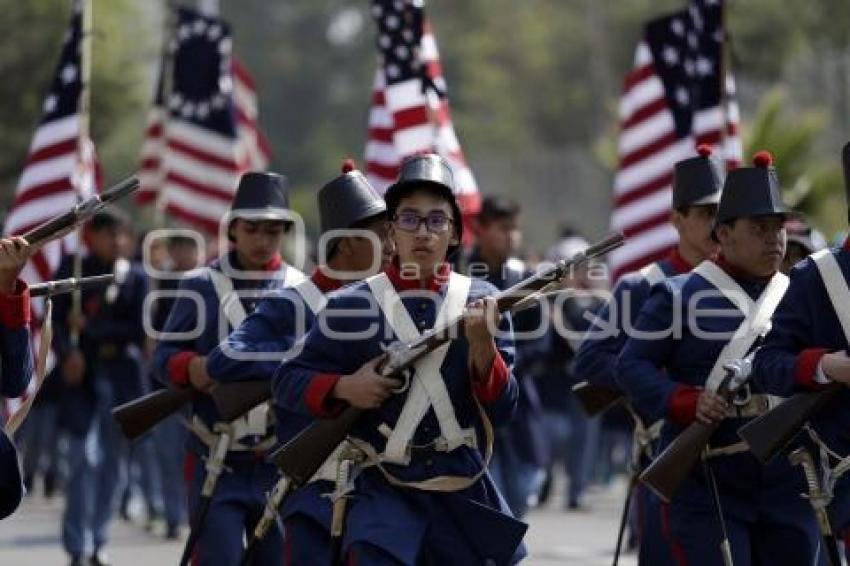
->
[572,381,623,416]
[269,233,625,484]
[737,383,843,464]
[639,420,718,503]
[212,380,273,422]
[112,387,194,441]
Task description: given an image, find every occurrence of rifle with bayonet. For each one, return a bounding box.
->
[639,356,753,503]
[269,232,625,486]
[20,176,139,249]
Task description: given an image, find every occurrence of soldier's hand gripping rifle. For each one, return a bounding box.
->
[639,356,753,503]
[268,233,625,487]
[21,176,139,249]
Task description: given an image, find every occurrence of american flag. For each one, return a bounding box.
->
[610,0,741,280]
[4,0,100,287]
[2,0,97,418]
[136,7,272,233]
[365,0,480,238]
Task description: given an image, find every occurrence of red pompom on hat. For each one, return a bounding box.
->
[696,144,713,158]
[341,158,356,174]
[753,150,773,168]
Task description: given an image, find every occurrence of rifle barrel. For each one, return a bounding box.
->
[29,274,115,297]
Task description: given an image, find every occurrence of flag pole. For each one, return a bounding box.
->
[153,0,179,225]
[70,0,93,347]
[718,0,731,171]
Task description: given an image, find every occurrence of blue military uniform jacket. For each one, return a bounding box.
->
[753,240,850,527]
[616,258,805,519]
[574,249,692,393]
[0,280,33,519]
[466,250,548,469]
[274,262,526,565]
[51,254,147,435]
[207,268,342,446]
[154,251,301,459]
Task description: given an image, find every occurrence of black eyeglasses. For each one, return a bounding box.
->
[393,212,453,234]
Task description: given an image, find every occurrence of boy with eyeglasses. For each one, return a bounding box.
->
[274,154,527,565]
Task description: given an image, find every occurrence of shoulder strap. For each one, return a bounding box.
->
[293,278,327,315]
[702,268,789,391]
[693,260,755,315]
[208,268,247,329]
[638,262,666,287]
[812,249,850,343]
[282,265,306,286]
[367,272,474,465]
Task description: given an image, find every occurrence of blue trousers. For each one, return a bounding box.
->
[634,484,676,566]
[186,452,283,566]
[282,515,329,566]
[20,402,60,484]
[668,497,821,566]
[62,383,125,556]
[154,413,187,527]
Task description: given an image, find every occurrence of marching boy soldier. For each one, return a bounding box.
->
[752,147,850,542]
[0,236,34,520]
[574,144,722,563]
[274,154,528,565]
[205,160,390,565]
[53,209,148,566]
[616,152,820,565]
[154,172,303,566]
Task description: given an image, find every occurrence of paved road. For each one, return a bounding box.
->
[0,477,637,565]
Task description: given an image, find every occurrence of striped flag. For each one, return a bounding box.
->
[610,0,741,280]
[2,0,97,418]
[365,0,480,238]
[136,7,272,233]
[4,0,100,287]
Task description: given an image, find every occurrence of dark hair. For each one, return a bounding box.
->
[88,207,129,232]
[168,235,199,248]
[478,196,520,225]
[324,211,387,262]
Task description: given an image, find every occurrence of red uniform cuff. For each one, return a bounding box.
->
[305,373,345,417]
[167,351,197,388]
[795,348,829,390]
[667,385,701,426]
[0,279,30,328]
[472,350,510,405]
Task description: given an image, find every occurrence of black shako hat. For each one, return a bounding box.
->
[672,144,724,209]
[384,153,463,245]
[229,171,290,221]
[318,159,386,234]
[714,151,788,230]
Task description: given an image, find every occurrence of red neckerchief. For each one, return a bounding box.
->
[843,235,850,251]
[263,253,283,272]
[667,248,695,275]
[311,267,344,293]
[385,260,451,292]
